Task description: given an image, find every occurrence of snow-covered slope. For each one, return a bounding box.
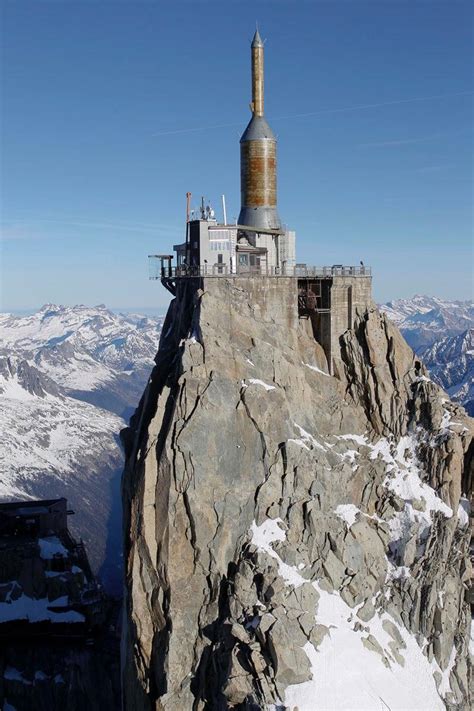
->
[0,356,124,591]
[0,357,122,497]
[421,329,474,416]
[0,304,163,417]
[380,295,474,350]
[0,305,163,593]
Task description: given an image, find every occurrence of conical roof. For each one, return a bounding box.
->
[251,29,263,48]
[240,115,275,142]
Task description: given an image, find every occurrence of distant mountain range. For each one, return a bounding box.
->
[420,329,474,416]
[380,295,474,416]
[379,294,474,350]
[0,304,164,419]
[0,305,164,593]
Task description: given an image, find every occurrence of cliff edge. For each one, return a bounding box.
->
[121,277,472,710]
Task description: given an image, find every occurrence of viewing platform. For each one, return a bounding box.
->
[148,256,371,282]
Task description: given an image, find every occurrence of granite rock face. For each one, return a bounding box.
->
[122,278,472,710]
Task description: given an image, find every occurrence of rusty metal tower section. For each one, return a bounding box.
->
[238,30,282,234]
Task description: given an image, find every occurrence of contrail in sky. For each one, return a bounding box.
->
[151,89,472,137]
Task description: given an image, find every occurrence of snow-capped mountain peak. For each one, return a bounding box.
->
[380,295,474,350]
[421,329,474,415]
[0,304,164,401]
[380,295,474,415]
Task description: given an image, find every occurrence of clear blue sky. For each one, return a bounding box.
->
[1,0,472,312]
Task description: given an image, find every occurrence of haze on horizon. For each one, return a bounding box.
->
[1,0,472,312]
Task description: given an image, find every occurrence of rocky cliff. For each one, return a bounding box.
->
[122,278,473,710]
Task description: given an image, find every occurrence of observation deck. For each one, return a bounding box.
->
[148,256,371,293]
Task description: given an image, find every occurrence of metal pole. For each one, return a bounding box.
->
[185,192,191,265]
[221,194,227,225]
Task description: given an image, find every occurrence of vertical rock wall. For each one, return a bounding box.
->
[122,278,472,710]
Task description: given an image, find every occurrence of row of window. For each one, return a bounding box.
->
[209,241,231,251]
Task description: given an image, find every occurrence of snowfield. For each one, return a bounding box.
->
[252,517,451,711]
[0,369,123,499]
[284,583,445,711]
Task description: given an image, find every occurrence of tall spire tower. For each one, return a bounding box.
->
[238,30,282,232]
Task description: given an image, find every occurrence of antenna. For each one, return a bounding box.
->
[200,196,205,220]
[186,192,192,223]
[185,191,192,263]
[221,195,227,225]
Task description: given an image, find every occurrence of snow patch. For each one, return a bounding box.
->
[38,536,69,559]
[0,594,84,623]
[334,504,360,528]
[248,378,275,391]
[303,362,329,376]
[292,423,327,452]
[335,504,383,529]
[385,562,411,582]
[381,436,453,521]
[457,498,470,528]
[338,433,369,446]
[250,519,307,588]
[0,373,39,402]
[4,667,31,685]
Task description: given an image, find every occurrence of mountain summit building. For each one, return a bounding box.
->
[150,30,373,375]
[168,29,295,276]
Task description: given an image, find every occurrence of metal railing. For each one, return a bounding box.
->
[149,259,371,280]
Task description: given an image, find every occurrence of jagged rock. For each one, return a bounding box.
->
[340,309,421,437]
[357,599,376,622]
[267,617,311,693]
[309,623,330,649]
[362,634,388,665]
[322,550,346,589]
[122,278,473,710]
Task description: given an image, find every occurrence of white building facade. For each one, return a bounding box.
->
[174,218,296,276]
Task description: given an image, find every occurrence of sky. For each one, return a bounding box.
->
[1,0,472,313]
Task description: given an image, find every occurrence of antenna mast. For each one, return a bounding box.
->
[186,192,192,223]
[221,195,227,225]
[185,192,192,264]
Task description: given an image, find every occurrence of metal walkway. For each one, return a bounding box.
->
[148,258,371,281]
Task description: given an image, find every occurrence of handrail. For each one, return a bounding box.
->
[148,259,371,280]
